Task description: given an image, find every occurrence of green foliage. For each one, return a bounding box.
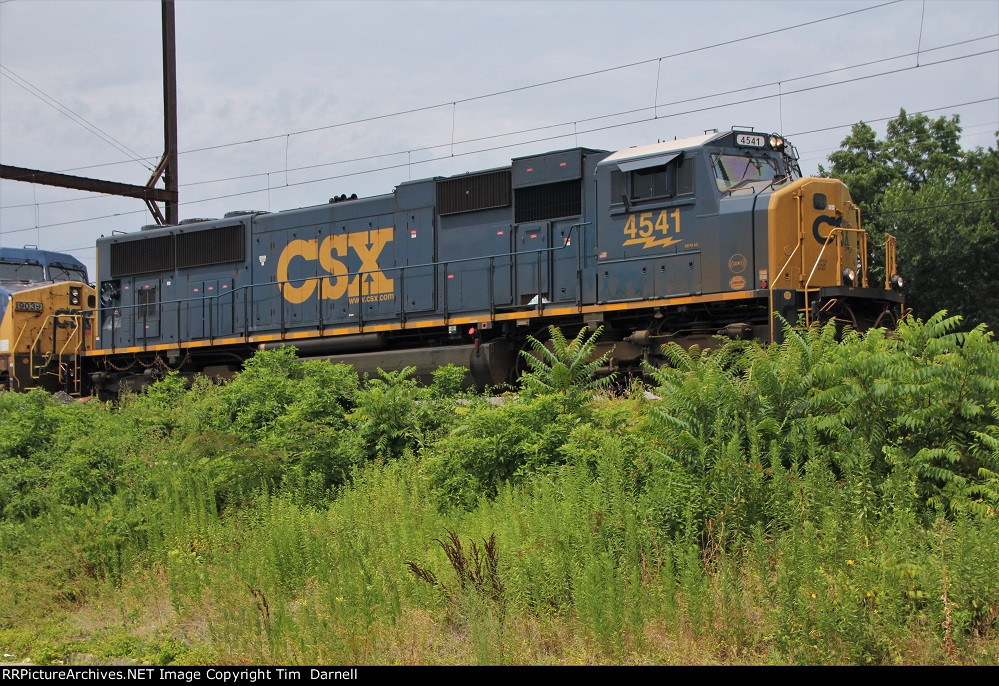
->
[519,325,617,413]
[349,364,472,462]
[350,367,422,460]
[424,395,577,510]
[821,109,999,327]
[430,363,468,398]
[197,348,362,493]
[3,322,999,664]
[0,390,58,519]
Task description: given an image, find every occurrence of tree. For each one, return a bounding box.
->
[820,109,999,328]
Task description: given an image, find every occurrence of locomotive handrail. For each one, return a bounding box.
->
[28,313,83,383]
[768,241,802,342]
[56,314,85,394]
[10,315,38,356]
[95,222,589,349]
[802,226,868,327]
[884,233,897,291]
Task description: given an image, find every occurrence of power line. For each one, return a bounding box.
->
[5,49,996,237]
[4,33,995,211]
[3,18,993,235]
[788,100,999,138]
[0,66,153,171]
[14,106,997,238]
[9,0,906,180]
[168,1,907,156]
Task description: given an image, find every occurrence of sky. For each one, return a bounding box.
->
[1,0,997,277]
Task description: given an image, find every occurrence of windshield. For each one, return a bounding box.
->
[711,153,779,192]
[49,265,88,282]
[0,261,45,281]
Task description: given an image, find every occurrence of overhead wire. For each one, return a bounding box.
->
[3,33,995,211]
[0,0,992,251]
[4,46,989,236]
[6,86,995,239]
[0,66,154,171]
[3,0,906,180]
[867,197,999,215]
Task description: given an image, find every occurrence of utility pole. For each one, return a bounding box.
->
[0,0,180,226]
[160,0,179,225]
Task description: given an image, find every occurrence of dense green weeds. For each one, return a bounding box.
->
[1,314,997,664]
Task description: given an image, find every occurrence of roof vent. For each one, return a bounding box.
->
[223,210,266,218]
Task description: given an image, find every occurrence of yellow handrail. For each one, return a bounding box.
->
[28,313,83,382]
[10,315,39,354]
[768,242,803,342]
[884,233,897,290]
[802,226,868,326]
[56,315,84,394]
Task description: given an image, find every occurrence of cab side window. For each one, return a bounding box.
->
[611,155,693,205]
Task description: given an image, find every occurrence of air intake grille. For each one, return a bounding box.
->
[514,179,581,223]
[109,236,174,277]
[437,170,511,216]
[177,225,245,269]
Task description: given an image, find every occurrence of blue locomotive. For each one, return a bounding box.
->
[86,127,903,395]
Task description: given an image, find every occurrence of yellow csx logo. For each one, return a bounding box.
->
[276,227,394,304]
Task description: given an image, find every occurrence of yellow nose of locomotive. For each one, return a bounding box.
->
[0,281,95,393]
[767,176,867,295]
[764,175,902,338]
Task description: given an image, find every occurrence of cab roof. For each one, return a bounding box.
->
[598,131,727,168]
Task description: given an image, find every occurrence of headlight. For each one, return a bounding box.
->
[769,134,785,151]
[69,287,81,305]
[842,268,856,286]
[890,274,904,291]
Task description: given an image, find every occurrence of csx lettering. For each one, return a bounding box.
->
[276,228,394,304]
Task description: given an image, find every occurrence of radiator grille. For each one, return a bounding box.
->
[109,236,174,277]
[514,179,581,223]
[177,225,245,269]
[437,170,511,216]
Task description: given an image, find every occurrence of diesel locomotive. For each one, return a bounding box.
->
[0,247,95,393]
[6,127,905,396]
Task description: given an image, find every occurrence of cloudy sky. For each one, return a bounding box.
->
[1,0,996,276]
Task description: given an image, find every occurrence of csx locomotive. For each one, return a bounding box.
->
[0,247,95,393]
[5,127,905,396]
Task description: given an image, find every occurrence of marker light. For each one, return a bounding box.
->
[890,274,905,291]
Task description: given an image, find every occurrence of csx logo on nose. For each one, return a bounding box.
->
[276,228,394,304]
[812,215,843,244]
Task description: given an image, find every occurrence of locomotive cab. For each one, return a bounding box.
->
[594,128,901,348]
[0,248,95,394]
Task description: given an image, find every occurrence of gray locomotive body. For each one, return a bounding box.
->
[89,129,902,394]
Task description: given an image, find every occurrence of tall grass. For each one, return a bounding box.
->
[1,315,998,664]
